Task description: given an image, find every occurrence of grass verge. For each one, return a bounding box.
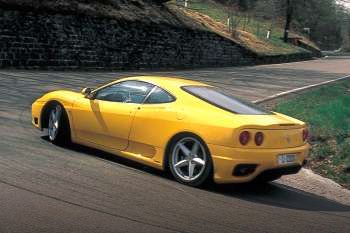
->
[274,79,350,188]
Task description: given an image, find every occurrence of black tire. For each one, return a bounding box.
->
[168,134,213,187]
[47,103,71,145]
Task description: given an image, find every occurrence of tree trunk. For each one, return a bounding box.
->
[342,17,350,52]
[284,0,293,42]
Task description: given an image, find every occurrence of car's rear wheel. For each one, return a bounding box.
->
[169,135,212,187]
[47,103,70,144]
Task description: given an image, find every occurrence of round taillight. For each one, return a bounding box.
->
[255,132,264,146]
[302,129,309,142]
[239,131,250,145]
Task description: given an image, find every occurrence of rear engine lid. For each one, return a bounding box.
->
[232,112,305,130]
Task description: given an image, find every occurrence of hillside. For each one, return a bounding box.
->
[167,0,320,56]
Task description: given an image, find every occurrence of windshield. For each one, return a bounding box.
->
[182,86,271,115]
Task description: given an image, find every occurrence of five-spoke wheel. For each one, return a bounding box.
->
[169,135,212,186]
[48,104,62,141]
[46,103,70,144]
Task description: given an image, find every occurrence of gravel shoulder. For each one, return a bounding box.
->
[278,169,350,206]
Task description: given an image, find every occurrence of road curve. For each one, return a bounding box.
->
[0,57,350,233]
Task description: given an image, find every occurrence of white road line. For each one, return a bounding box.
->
[253,74,350,104]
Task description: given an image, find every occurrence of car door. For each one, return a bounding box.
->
[128,86,177,160]
[72,80,154,150]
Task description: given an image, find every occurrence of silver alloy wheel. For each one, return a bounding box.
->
[48,105,62,141]
[172,137,207,182]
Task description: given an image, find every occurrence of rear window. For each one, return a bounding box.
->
[182,86,271,115]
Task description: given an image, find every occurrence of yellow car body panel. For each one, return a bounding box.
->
[31,76,310,183]
[72,96,139,150]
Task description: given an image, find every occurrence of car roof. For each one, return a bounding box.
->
[117,76,210,89]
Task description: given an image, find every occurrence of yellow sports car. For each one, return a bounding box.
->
[32,76,309,186]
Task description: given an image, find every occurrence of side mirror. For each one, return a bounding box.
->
[81,87,94,99]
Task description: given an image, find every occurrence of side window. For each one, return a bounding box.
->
[95,81,154,103]
[144,87,175,104]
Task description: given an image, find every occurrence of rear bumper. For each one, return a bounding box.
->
[208,143,309,184]
[256,164,303,180]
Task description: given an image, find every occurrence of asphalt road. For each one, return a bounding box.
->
[0,57,350,233]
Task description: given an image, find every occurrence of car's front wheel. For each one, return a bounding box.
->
[47,103,70,144]
[169,135,212,187]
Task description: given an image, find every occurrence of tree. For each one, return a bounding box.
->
[283,0,293,42]
[340,8,350,51]
[293,0,344,49]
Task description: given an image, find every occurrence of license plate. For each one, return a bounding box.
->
[278,154,296,165]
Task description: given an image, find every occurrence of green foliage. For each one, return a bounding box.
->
[312,143,334,160]
[275,80,350,188]
[275,80,350,140]
[338,140,350,164]
[188,1,228,22]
